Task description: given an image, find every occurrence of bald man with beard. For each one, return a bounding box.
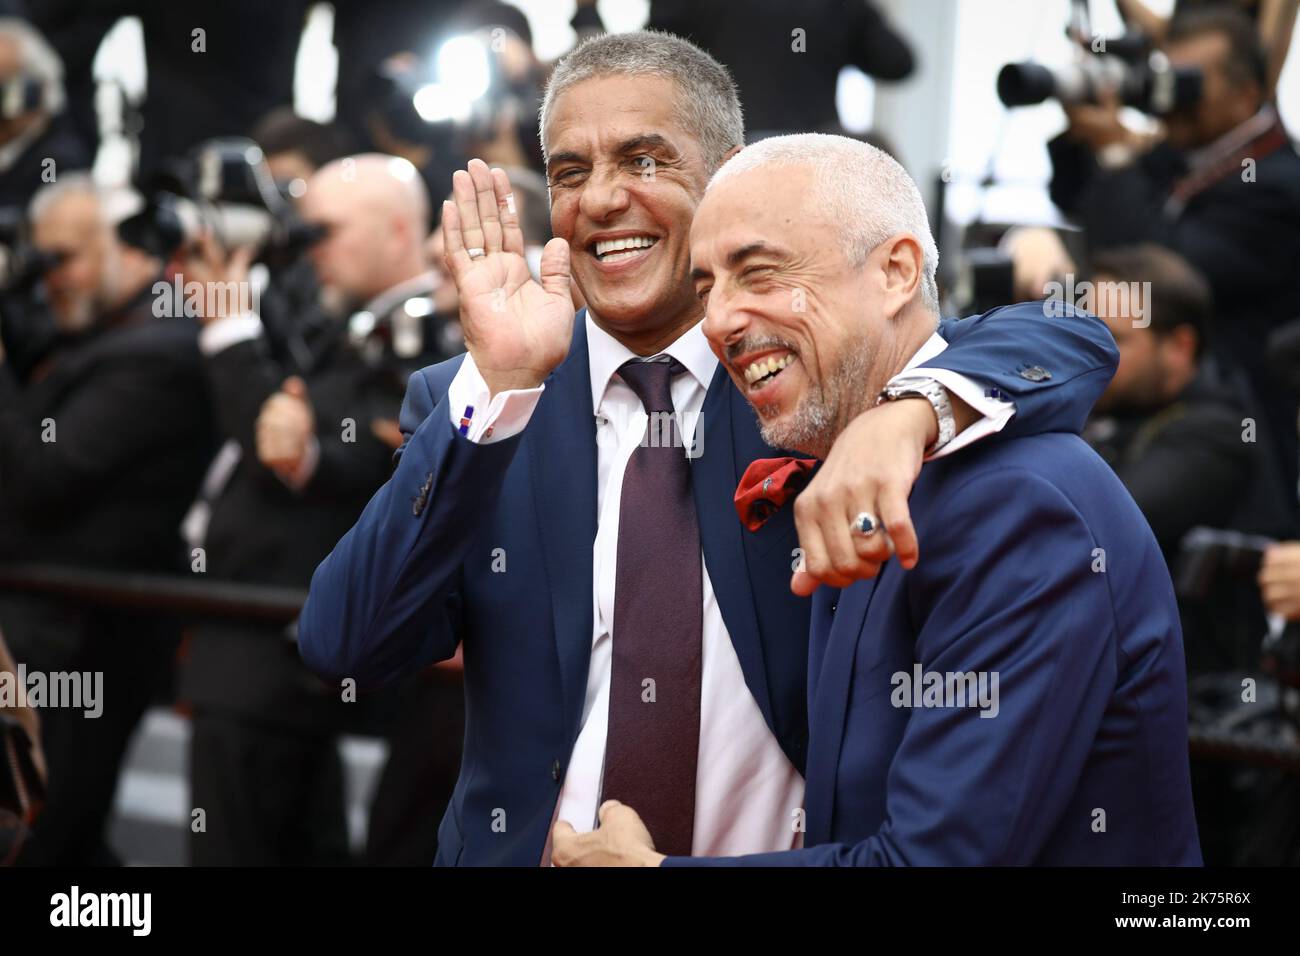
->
[179,153,462,866]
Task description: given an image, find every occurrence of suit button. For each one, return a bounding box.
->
[830,604,837,614]
[1018,364,1051,382]
[551,759,561,781]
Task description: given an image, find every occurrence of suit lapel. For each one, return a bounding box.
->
[804,568,887,845]
[528,316,598,745]
[691,370,778,726]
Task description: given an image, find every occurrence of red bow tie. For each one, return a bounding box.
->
[734,457,818,532]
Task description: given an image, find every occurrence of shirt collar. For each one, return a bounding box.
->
[584,310,718,411]
[900,330,948,372]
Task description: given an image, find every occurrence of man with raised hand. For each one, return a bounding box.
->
[299,31,1118,866]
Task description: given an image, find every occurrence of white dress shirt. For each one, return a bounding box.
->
[444,314,1013,855]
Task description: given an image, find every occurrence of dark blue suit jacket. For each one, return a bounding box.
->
[669,432,1202,866]
[298,303,1119,865]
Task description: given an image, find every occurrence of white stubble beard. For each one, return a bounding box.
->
[758,336,875,459]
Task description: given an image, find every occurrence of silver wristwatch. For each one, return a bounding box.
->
[878,376,956,455]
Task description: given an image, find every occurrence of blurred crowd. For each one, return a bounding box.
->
[990,0,1300,866]
[0,0,1298,868]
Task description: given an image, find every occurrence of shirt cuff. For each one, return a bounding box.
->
[906,369,1016,461]
[199,313,262,356]
[446,350,545,444]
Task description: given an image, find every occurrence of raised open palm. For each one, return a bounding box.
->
[442,159,574,395]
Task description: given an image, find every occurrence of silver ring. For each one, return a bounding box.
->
[850,511,879,537]
[466,247,486,259]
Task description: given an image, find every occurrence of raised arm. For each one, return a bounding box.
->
[297,159,575,687]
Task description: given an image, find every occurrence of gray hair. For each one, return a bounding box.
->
[0,18,66,115]
[28,171,98,222]
[539,30,744,173]
[709,133,940,314]
[28,172,141,229]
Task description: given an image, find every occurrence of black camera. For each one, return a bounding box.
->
[998,35,1202,116]
[119,137,325,267]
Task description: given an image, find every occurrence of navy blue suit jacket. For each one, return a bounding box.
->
[298,303,1119,865]
[669,433,1202,866]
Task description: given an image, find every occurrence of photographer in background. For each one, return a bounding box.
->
[178,153,461,865]
[0,173,213,865]
[1081,243,1295,867]
[1116,0,1298,96]
[1082,244,1290,674]
[247,109,354,373]
[1048,6,1300,495]
[0,18,87,209]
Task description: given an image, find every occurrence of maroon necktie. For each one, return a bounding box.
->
[601,358,702,856]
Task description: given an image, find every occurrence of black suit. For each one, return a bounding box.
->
[1086,363,1295,866]
[0,291,214,864]
[1086,362,1289,673]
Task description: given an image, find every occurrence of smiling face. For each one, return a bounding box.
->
[691,164,890,457]
[544,74,716,353]
[693,159,935,457]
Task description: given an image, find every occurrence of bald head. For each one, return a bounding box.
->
[301,153,431,308]
[707,133,939,315]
